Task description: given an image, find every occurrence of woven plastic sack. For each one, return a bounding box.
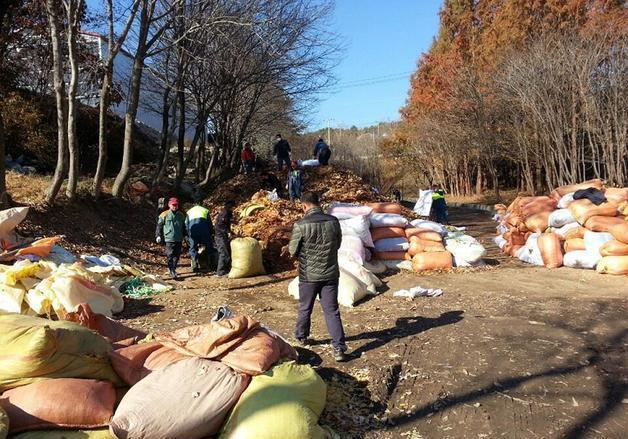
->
[524,211,550,233]
[371,226,406,241]
[583,231,614,255]
[518,233,544,266]
[0,312,120,391]
[408,236,446,256]
[366,202,402,214]
[563,251,599,269]
[219,361,327,439]
[411,252,453,271]
[585,216,628,244]
[288,268,369,307]
[373,237,409,252]
[604,187,628,205]
[0,207,29,236]
[338,235,366,265]
[548,209,576,228]
[64,303,145,346]
[0,406,7,439]
[596,255,628,275]
[111,358,250,439]
[228,237,266,279]
[554,179,603,197]
[569,199,617,225]
[520,197,558,218]
[339,257,381,294]
[339,215,374,247]
[600,240,628,257]
[363,259,386,274]
[538,233,563,268]
[0,379,115,433]
[557,192,575,209]
[553,222,581,239]
[564,238,586,253]
[370,213,408,228]
[409,219,447,235]
[327,203,372,219]
[445,234,486,267]
[373,251,409,261]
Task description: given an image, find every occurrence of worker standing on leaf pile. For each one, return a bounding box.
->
[287,160,304,201]
[185,197,216,273]
[273,133,292,171]
[313,137,331,166]
[241,142,256,174]
[215,200,235,277]
[289,191,349,362]
[431,184,449,224]
[156,197,187,280]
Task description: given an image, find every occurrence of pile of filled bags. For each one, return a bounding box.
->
[288,201,486,308]
[0,207,172,318]
[0,304,328,439]
[494,179,628,275]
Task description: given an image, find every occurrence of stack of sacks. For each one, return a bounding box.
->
[494,179,628,275]
[406,219,453,271]
[369,203,409,263]
[0,306,313,438]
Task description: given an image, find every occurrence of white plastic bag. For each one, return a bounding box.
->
[563,250,600,269]
[370,213,408,228]
[557,192,575,209]
[409,219,447,236]
[413,190,433,216]
[339,215,374,248]
[554,222,580,238]
[267,189,279,202]
[288,268,369,307]
[548,209,576,228]
[373,237,409,252]
[493,235,507,249]
[0,207,29,236]
[583,231,614,255]
[518,233,544,266]
[445,234,487,267]
[300,159,319,167]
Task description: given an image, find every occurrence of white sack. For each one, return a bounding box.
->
[445,234,487,267]
[493,235,507,249]
[518,233,544,266]
[563,250,600,269]
[583,231,614,255]
[370,213,408,228]
[548,209,576,228]
[363,259,387,274]
[554,222,580,239]
[339,215,374,248]
[338,235,366,265]
[373,237,409,252]
[557,192,575,209]
[288,268,369,307]
[409,219,447,236]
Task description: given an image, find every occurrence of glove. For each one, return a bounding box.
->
[156,236,162,244]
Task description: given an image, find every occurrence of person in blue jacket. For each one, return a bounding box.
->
[287,160,304,201]
[313,137,331,165]
[185,198,216,273]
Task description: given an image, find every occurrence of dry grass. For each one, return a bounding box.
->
[447,189,519,206]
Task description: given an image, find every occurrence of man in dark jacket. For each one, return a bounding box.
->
[185,198,216,273]
[156,197,187,279]
[215,200,235,276]
[313,137,331,166]
[273,134,291,171]
[288,191,348,362]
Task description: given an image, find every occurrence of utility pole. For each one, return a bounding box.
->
[326,118,334,144]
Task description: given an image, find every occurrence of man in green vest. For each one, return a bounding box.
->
[185,198,216,273]
[156,197,187,279]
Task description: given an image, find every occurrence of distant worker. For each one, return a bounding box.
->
[392,188,402,203]
[156,197,187,279]
[215,200,235,276]
[431,184,449,224]
[241,142,256,174]
[273,133,291,171]
[313,137,331,166]
[287,160,304,201]
[185,197,216,273]
[289,191,348,362]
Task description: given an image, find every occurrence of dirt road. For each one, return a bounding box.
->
[119,207,628,438]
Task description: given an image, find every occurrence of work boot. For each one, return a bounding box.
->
[169,269,179,280]
[293,337,312,348]
[191,258,200,273]
[332,348,349,363]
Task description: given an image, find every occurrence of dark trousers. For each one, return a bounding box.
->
[189,237,215,266]
[289,185,301,201]
[243,160,254,174]
[277,156,291,170]
[215,234,231,275]
[165,241,182,273]
[295,279,347,351]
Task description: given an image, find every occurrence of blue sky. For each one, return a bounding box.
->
[311,0,442,130]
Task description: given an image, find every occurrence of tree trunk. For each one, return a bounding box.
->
[174,85,185,191]
[0,111,7,207]
[150,88,176,199]
[93,65,112,198]
[45,0,68,205]
[65,1,82,201]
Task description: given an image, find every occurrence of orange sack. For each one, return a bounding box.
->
[110,342,163,386]
[596,255,628,275]
[520,197,558,218]
[564,238,586,253]
[408,236,445,256]
[405,227,438,238]
[525,211,550,233]
[508,245,523,257]
[538,232,563,268]
[0,378,115,433]
[555,179,604,197]
[412,231,443,242]
[15,236,63,258]
[374,251,408,260]
[64,303,146,347]
[564,226,586,240]
[569,199,617,225]
[585,215,628,244]
[367,202,402,214]
[371,226,406,241]
[412,252,453,271]
[600,240,628,257]
[604,187,628,206]
[505,230,527,246]
[143,345,187,370]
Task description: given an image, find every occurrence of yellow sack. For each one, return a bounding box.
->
[1,260,42,286]
[228,238,266,279]
[219,361,327,439]
[0,312,121,391]
[0,406,8,439]
[12,429,113,439]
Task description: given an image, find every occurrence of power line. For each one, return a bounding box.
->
[332,70,414,88]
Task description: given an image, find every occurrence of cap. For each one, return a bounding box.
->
[168,197,179,206]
